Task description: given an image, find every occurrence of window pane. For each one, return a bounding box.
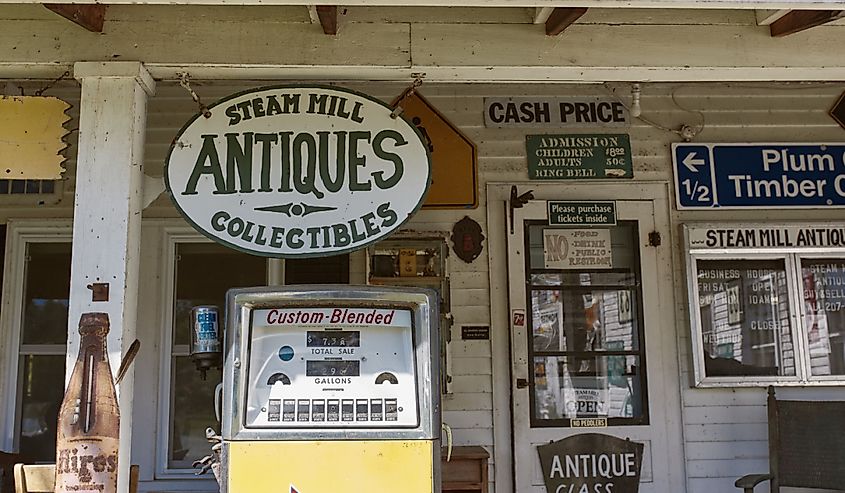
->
[801,259,845,376]
[169,357,221,469]
[22,243,71,344]
[173,243,266,346]
[697,259,795,377]
[531,289,638,352]
[170,242,265,469]
[18,355,64,461]
[532,355,644,422]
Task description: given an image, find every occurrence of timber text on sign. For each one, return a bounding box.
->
[165,85,432,258]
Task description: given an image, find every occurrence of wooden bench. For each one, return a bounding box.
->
[735,387,845,492]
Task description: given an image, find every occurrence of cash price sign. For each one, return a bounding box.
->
[673,143,845,209]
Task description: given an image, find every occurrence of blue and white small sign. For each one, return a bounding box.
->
[673,143,845,209]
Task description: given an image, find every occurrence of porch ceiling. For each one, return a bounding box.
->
[1,5,844,82]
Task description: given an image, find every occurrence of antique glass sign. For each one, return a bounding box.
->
[165,85,432,257]
[537,433,644,493]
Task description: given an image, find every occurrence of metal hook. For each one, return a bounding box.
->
[178,72,212,119]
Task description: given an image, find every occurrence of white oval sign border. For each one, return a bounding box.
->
[164,84,432,259]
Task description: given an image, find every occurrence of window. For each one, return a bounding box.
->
[685,223,845,386]
[159,231,352,476]
[166,242,266,471]
[525,222,648,426]
[0,224,72,460]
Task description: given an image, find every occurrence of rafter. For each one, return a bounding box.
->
[770,10,844,37]
[316,5,338,35]
[44,4,107,32]
[545,7,588,36]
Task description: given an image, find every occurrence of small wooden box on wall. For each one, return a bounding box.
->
[441,446,490,493]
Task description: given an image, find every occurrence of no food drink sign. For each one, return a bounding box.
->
[165,85,432,257]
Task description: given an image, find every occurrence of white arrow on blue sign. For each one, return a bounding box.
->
[672,144,714,208]
[672,143,845,209]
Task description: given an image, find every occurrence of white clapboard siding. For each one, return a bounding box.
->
[10,76,845,493]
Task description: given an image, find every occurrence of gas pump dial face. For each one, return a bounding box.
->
[244,307,418,428]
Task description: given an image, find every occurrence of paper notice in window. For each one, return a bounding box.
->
[543,229,613,270]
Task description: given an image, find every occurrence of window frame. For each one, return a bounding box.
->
[0,220,72,452]
[154,227,291,478]
[684,222,845,387]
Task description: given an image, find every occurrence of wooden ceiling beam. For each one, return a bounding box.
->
[545,7,588,36]
[315,5,338,35]
[770,9,844,37]
[44,4,107,32]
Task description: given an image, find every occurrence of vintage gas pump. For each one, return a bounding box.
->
[216,285,441,493]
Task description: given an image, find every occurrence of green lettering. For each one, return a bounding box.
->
[225,132,254,193]
[182,134,227,195]
[348,131,372,191]
[372,130,407,189]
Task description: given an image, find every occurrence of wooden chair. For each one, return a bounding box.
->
[735,386,845,492]
[14,464,138,493]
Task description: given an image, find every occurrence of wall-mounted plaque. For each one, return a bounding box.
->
[537,434,643,493]
[526,134,632,180]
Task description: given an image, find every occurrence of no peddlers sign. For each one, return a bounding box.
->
[165,85,432,258]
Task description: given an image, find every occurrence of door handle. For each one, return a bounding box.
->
[516,378,529,389]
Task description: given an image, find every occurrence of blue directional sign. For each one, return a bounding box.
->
[673,143,845,209]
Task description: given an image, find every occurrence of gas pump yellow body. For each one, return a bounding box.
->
[227,441,435,491]
[220,287,441,493]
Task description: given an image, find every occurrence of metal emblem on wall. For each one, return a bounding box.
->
[450,216,484,263]
[537,433,644,493]
[165,85,432,258]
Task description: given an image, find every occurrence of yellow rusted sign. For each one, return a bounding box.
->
[392,90,478,209]
[0,95,70,179]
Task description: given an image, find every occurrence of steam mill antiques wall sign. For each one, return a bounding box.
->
[165,85,432,258]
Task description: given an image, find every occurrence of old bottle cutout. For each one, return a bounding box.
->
[55,313,119,493]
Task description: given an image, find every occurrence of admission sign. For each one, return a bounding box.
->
[165,85,431,258]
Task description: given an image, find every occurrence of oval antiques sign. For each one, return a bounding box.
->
[165,85,432,258]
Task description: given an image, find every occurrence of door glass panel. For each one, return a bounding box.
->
[526,221,647,427]
[531,289,638,352]
[533,355,644,420]
[800,259,845,376]
[696,259,795,378]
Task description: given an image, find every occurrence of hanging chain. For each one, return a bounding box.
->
[178,72,212,119]
[34,70,71,97]
[390,73,425,119]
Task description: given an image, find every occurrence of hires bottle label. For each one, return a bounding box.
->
[55,442,118,493]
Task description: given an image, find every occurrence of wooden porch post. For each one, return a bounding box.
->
[69,61,155,493]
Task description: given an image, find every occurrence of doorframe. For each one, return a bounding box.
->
[486,181,687,493]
